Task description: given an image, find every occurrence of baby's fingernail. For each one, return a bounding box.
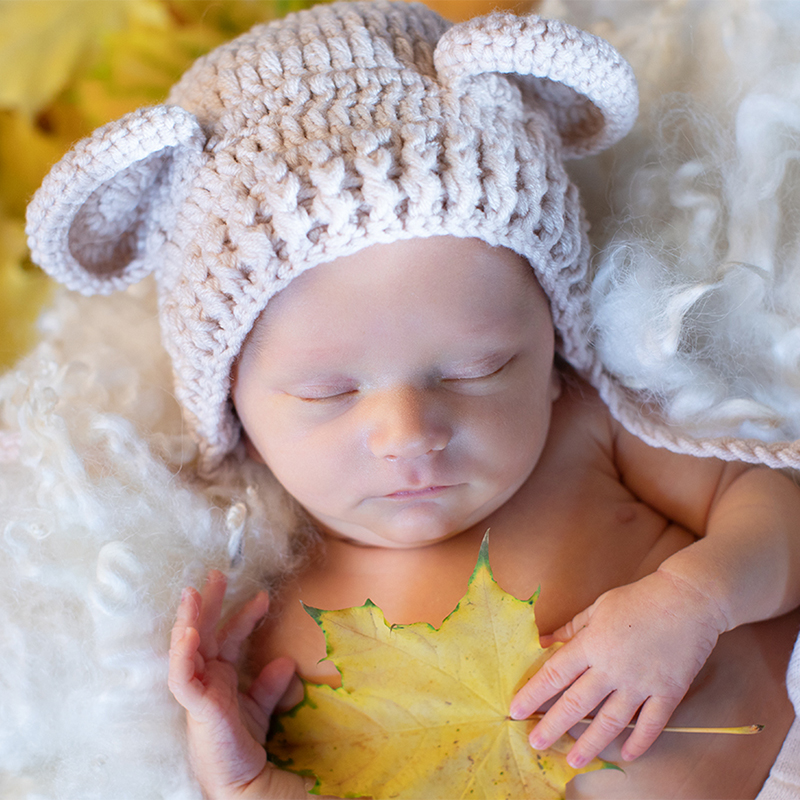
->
[568,752,589,769]
[529,733,546,750]
[509,703,526,720]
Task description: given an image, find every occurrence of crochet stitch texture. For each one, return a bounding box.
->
[26,0,638,473]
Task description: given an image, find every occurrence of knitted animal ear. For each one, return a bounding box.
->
[434,13,638,159]
[26,105,205,295]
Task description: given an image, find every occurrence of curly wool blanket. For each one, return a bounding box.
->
[3,1,800,798]
[0,279,307,799]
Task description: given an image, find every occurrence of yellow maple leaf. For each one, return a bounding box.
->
[268,536,617,799]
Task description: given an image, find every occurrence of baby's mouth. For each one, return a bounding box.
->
[384,485,452,500]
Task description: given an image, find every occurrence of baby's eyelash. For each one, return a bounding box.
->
[295,389,358,402]
[443,357,514,382]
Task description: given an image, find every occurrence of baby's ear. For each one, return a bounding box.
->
[433,13,638,159]
[26,104,206,295]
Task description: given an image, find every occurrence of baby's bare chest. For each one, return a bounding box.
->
[251,447,692,685]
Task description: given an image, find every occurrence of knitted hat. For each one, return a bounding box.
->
[26,0,639,474]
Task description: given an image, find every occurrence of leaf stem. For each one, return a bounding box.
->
[659,724,764,735]
[522,715,763,735]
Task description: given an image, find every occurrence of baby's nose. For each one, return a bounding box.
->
[365,386,450,460]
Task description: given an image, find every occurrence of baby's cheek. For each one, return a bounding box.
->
[265,438,354,509]
[241,432,266,464]
[480,396,550,461]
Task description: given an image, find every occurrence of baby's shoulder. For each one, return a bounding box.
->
[549,373,744,535]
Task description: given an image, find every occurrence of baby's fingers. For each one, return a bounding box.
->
[219,590,270,663]
[562,692,643,769]
[171,586,201,647]
[168,621,205,713]
[197,570,228,660]
[620,696,678,761]
[525,671,612,754]
[539,606,592,648]
[509,646,587,721]
[257,765,339,800]
[249,657,298,719]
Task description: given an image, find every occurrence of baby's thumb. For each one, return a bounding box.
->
[261,766,341,799]
[540,606,592,647]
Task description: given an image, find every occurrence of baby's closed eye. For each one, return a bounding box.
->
[440,354,517,387]
[292,386,359,402]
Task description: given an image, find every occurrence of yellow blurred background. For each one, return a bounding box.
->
[0,0,534,370]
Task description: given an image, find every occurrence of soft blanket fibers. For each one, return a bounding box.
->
[759,636,800,799]
[4,0,800,797]
[0,281,301,799]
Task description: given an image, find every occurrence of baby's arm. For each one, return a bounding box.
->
[510,425,800,769]
[168,571,330,800]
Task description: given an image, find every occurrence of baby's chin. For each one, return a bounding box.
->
[309,512,479,550]
[318,526,465,550]
[306,487,522,549]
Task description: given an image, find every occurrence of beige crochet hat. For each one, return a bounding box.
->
[26,0,639,474]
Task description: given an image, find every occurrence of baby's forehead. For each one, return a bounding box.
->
[260,235,544,310]
[244,235,552,356]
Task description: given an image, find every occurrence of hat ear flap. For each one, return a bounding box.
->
[434,13,638,159]
[26,105,205,295]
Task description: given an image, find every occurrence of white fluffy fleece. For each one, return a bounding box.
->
[549,0,800,444]
[4,2,800,798]
[0,280,304,799]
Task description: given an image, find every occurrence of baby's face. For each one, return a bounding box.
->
[233,236,560,549]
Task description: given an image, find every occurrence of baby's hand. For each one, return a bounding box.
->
[509,570,725,769]
[168,571,322,800]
